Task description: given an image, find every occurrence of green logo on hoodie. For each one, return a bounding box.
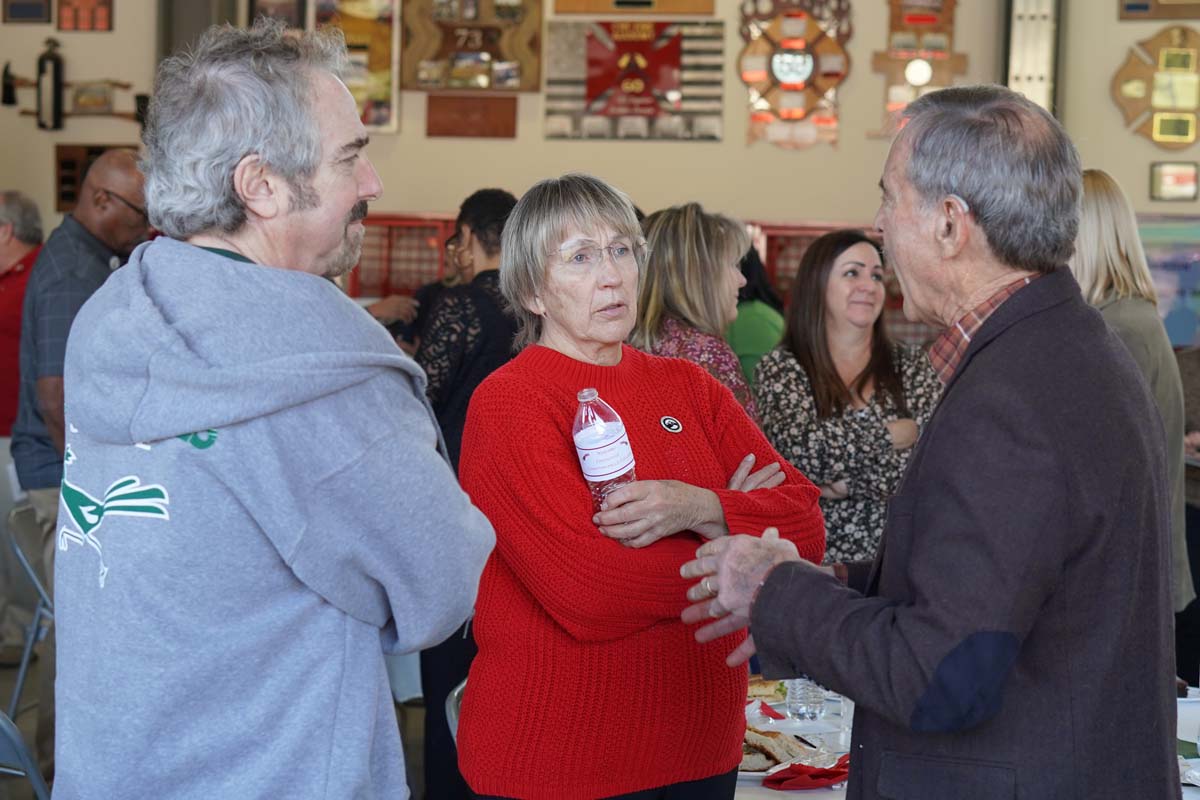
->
[178,429,218,449]
[59,476,171,588]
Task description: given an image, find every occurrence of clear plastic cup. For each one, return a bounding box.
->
[785,676,826,720]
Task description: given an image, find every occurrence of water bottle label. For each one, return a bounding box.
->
[574,427,635,482]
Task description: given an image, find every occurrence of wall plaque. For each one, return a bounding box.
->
[1150,161,1199,200]
[870,0,967,137]
[737,1,852,149]
[426,94,518,137]
[1120,1,1200,21]
[545,20,723,140]
[554,0,714,15]
[401,0,541,93]
[58,0,113,30]
[1112,24,1200,149]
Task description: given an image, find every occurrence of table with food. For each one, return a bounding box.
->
[735,677,850,799]
[735,679,1200,798]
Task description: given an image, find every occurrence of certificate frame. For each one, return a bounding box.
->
[1150,161,1199,201]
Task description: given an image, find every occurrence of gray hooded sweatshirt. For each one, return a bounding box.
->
[53,238,495,799]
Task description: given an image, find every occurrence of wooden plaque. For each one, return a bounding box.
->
[402,0,541,92]
[58,0,113,30]
[737,3,853,150]
[426,94,518,137]
[1111,24,1200,149]
[554,0,713,15]
[1120,1,1200,20]
[870,0,968,137]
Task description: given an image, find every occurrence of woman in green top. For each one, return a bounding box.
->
[725,247,784,386]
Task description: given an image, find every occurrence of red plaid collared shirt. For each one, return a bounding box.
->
[928,274,1039,385]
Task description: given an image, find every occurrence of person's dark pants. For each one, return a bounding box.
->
[1176,504,1200,685]
[475,768,738,800]
[420,622,477,800]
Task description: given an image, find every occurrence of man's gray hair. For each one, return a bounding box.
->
[901,85,1082,272]
[0,191,43,245]
[500,173,644,350]
[141,19,347,239]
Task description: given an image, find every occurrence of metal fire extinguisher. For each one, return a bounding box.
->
[36,38,63,131]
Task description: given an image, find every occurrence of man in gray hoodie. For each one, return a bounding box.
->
[52,20,495,799]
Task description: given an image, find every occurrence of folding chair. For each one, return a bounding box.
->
[0,710,49,800]
[445,678,467,743]
[6,513,52,722]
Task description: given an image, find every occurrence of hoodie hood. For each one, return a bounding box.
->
[65,236,420,446]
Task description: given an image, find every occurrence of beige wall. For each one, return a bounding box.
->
[0,0,1195,236]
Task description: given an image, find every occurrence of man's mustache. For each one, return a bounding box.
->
[347,201,369,224]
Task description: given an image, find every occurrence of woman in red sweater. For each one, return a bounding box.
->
[457,173,825,800]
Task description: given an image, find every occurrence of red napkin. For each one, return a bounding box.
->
[763,754,850,791]
[759,700,785,720]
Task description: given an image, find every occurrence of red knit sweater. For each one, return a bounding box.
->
[457,345,824,799]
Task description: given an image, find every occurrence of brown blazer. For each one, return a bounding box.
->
[753,268,1179,800]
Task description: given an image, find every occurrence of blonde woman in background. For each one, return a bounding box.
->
[631,203,757,420]
[1070,168,1195,652]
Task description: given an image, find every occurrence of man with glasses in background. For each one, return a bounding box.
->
[9,146,150,781]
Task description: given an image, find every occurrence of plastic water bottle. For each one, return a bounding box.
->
[573,388,636,511]
[785,676,827,721]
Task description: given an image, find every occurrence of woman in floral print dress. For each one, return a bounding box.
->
[756,229,941,562]
[631,202,758,422]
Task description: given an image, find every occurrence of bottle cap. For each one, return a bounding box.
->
[577,387,598,402]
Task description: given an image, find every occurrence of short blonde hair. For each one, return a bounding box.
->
[499,173,644,350]
[1070,168,1157,307]
[631,202,749,349]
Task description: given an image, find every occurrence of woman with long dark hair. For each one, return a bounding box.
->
[755,229,940,562]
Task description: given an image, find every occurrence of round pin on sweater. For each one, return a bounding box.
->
[660,416,682,433]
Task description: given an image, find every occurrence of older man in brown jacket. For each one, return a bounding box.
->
[683,85,1179,800]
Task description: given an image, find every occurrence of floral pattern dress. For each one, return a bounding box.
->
[755,342,942,562]
[647,316,758,422]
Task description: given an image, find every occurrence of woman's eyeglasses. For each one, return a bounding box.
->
[551,240,648,268]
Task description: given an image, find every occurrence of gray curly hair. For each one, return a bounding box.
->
[141,19,347,239]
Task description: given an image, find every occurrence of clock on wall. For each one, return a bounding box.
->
[1111,24,1200,149]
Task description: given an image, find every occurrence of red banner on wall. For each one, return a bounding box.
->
[586,22,683,118]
